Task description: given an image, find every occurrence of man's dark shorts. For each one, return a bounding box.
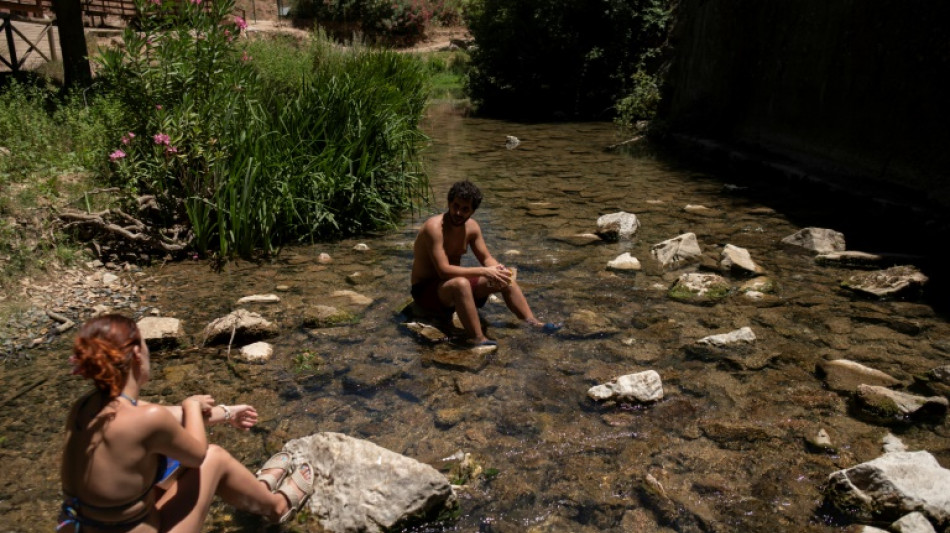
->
[411,277,488,314]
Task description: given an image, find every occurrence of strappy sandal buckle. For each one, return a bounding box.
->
[255,451,292,492]
[276,463,315,523]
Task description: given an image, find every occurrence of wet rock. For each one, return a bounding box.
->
[816,359,901,393]
[920,365,950,398]
[239,341,273,363]
[342,363,402,392]
[102,272,120,286]
[816,251,885,268]
[588,370,663,403]
[668,273,731,304]
[606,252,641,272]
[561,309,619,338]
[303,305,357,328]
[805,428,836,453]
[700,420,783,450]
[720,244,763,274]
[857,527,890,533]
[854,385,948,421]
[136,317,185,349]
[283,432,455,533]
[454,374,497,396]
[318,252,333,263]
[236,294,281,304]
[434,407,465,429]
[202,309,278,345]
[550,232,601,246]
[825,451,950,527]
[651,232,702,268]
[595,211,640,241]
[892,511,937,533]
[842,266,929,298]
[353,243,370,251]
[403,322,448,343]
[163,363,198,384]
[505,135,520,150]
[423,345,492,372]
[346,268,386,285]
[697,326,756,347]
[331,290,374,307]
[275,285,291,291]
[781,227,846,253]
[883,433,908,453]
[683,204,718,216]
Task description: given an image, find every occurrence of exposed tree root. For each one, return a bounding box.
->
[57,205,191,253]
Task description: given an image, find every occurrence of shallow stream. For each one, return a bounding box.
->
[2,102,949,532]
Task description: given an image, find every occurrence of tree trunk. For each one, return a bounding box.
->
[51,0,91,88]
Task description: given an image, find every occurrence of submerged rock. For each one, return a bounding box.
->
[825,451,950,527]
[284,432,455,533]
[403,322,448,343]
[236,294,281,304]
[805,428,835,453]
[303,305,357,328]
[739,276,777,294]
[842,265,929,298]
[651,233,702,268]
[668,273,730,304]
[815,250,885,268]
[816,359,901,393]
[562,309,619,338]
[596,211,640,241]
[854,384,948,421]
[202,309,278,345]
[331,290,374,307]
[782,227,846,253]
[588,370,663,403]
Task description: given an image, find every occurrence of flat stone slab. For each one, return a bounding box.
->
[403,322,448,343]
[842,265,929,298]
[136,317,185,349]
[817,359,900,392]
[202,309,278,346]
[651,232,702,268]
[237,294,281,304]
[284,433,455,533]
[423,345,493,372]
[782,227,846,253]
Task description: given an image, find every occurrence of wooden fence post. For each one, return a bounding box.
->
[51,0,91,87]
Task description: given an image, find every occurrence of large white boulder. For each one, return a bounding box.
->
[284,433,455,533]
[826,451,950,527]
[651,233,702,268]
[782,227,846,253]
[596,211,640,241]
[588,370,663,403]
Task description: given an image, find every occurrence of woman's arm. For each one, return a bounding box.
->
[145,402,259,429]
[143,395,211,468]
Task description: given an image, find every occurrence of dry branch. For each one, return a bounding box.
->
[57,207,190,252]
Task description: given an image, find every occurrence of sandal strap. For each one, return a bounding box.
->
[277,463,315,523]
[255,452,292,491]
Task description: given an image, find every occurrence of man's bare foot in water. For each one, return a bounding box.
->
[527,319,563,333]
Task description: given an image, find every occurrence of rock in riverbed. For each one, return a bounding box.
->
[137,317,185,349]
[842,265,929,298]
[202,309,278,345]
[588,370,663,403]
[596,211,640,241]
[651,233,702,268]
[283,432,455,533]
[782,227,846,253]
[816,359,901,393]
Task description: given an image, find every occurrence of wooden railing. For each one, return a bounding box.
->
[0,0,137,22]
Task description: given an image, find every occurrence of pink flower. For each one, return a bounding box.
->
[190,0,202,4]
[120,132,135,145]
[234,16,247,30]
[153,133,170,145]
[109,149,126,161]
[241,50,252,62]
[165,146,178,154]
[150,0,160,4]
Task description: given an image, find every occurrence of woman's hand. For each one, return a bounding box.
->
[183,394,215,416]
[227,405,259,431]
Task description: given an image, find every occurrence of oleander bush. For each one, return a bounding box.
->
[95,0,429,257]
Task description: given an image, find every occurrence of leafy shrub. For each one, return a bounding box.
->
[615,69,661,131]
[291,0,438,46]
[96,0,429,257]
[465,0,671,119]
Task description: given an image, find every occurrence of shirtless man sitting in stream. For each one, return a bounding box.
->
[411,180,560,346]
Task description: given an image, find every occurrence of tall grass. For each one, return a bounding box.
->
[96,0,430,257]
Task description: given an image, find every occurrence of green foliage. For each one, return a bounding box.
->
[292,350,321,374]
[418,50,470,99]
[0,80,121,186]
[95,0,429,257]
[614,69,661,131]
[290,0,447,46]
[465,0,671,119]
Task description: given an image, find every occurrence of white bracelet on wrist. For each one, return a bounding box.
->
[221,405,232,422]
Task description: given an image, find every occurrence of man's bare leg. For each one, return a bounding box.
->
[438,276,489,343]
[498,281,543,327]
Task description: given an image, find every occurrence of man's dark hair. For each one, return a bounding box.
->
[447,180,483,210]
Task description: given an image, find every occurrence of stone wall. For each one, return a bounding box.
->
[661,0,950,209]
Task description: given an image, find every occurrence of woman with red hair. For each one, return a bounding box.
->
[59,314,313,532]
